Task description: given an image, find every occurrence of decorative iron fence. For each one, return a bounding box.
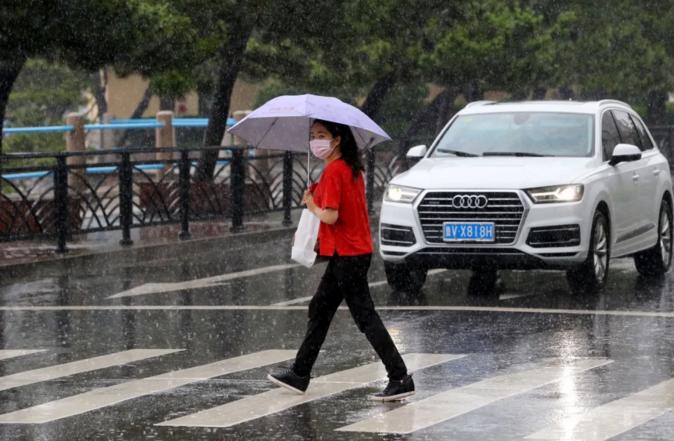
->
[4,123,673,253]
[0,143,414,252]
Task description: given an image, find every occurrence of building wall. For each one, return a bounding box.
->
[104,71,259,119]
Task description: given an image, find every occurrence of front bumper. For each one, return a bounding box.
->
[378,189,592,270]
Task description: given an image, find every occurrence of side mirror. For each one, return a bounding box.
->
[609,143,642,166]
[406,144,428,159]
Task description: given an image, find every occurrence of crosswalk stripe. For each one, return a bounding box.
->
[526,378,674,441]
[156,353,465,428]
[0,349,296,424]
[0,350,46,361]
[337,358,612,434]
[0,349,182,393]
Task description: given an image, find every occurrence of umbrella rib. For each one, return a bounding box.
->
[254,118,278,149]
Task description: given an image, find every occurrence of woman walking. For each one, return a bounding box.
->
[268,119,414,401]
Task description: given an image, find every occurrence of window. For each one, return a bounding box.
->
[601,112,621,160]
[612,110,641,149]
[430,112,594,158]
[630,115,654,150]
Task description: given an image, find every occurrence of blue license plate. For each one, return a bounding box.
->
[443,222,495,242]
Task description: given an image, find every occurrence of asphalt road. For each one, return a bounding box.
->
[0,234,673,441]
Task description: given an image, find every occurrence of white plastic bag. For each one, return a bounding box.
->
[291,208,320,267]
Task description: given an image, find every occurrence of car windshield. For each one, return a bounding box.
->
[430,112,594,158]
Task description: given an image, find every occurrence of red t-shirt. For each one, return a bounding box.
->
[311,159,373,256]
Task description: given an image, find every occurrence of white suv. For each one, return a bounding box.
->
[379,100,672,295]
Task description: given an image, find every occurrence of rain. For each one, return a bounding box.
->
[2,1,674,440]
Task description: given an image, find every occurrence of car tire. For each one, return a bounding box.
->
[384,261,428,293]
[467,267,500,296]
[566,210,610,295]
[634,198,673,277]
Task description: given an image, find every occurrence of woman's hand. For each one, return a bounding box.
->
[303,190,317,211]
[303,189,338,224]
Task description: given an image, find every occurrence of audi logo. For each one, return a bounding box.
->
[451,194,489,209]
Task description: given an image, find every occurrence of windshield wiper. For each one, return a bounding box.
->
[482,152,548,157]
[435,148,478,157]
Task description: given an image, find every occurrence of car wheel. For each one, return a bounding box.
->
[567,210,610,295]
[634,198,673,277]
[467,267,500,296]
[384,260,428,294]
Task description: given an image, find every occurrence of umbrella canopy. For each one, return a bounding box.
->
[227,94,391,152]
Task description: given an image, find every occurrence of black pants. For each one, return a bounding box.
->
[293,254,407,380]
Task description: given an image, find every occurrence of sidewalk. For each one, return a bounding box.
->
[0,209,299,273]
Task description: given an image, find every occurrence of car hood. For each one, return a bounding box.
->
[391,156,596,190]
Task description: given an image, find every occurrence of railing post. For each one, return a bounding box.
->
[118,152,133,246]
[230,148,245,232]
[54,155,69,253]
[282,151,293,226]
[178,148,191,240]
[366,148,376,214]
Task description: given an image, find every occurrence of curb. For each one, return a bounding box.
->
[3,226,296,278]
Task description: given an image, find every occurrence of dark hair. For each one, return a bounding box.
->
[313,119,364,178]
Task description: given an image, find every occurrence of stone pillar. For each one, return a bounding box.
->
[221,111,251,147]
[65,113,86,191]
[155,111,175,176]
[155,111,175,161]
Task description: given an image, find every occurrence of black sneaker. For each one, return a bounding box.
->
[267,367,310,394]
[369,374,415,401]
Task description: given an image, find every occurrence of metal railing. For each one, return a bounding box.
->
[0,143,413,252]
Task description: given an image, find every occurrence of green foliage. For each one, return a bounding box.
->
[4,59,88,154]
[5,0,674,157]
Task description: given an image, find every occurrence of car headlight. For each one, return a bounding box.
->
[384,185,421,204]
[526,184,584,203]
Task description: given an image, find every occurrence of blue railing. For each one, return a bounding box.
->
[2,117,238,135]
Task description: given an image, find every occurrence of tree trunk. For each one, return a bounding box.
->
[359,72,397,118]
[0,58,25,155]
[159,96,175,111]
[463,80,483,102]
[195,25,254,182]
[90,69,108,122]
[435,89,454,133]
[646,89,668,126]
[532,86,547,100]
[399,88,456,157]
[118,86,152,147]
[558,85,575,100]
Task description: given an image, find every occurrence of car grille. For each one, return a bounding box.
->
[417,191,525,244]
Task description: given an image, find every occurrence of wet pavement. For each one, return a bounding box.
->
[1,232,673,440]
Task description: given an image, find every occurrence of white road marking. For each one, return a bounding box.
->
[0,350,46,361]
[272,269,447,305]
[368,280,389,288]
[106,263,302,299]
[0,349,296,424]
[2,305,674,318]
[273,296,313,306]
[527,378,674,441]
[337,358,612,434]
[499,293,535,300]
[0,349,181,392]
[156,353,464,428]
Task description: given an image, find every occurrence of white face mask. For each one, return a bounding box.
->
[309,139,335,159]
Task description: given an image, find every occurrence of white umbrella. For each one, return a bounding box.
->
[227,94,391,151]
